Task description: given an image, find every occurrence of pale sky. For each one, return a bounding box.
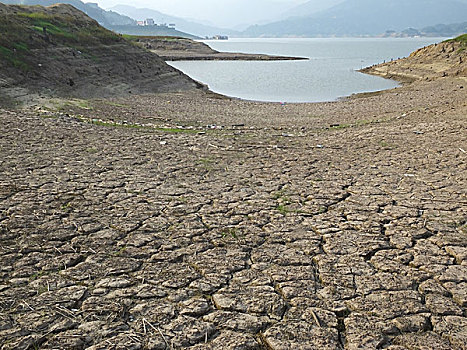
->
[85,0,308,28]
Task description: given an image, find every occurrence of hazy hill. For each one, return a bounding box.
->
[282,0,345,18]
[110,4,237,38]
[421,22,467,37]
[0,3,201,104]
[113,0,301,30]
[244,0,467,37]
[384,22,467,38]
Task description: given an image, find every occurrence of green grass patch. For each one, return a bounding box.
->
[15,11,120,46]
[330,123,351,130]
[31,19,74,39]
[0,45,30,71]
[446,33,467,52]
[13,42,29,51]
[221,227,240,239]
[197,158,214,165]
[447,33,467,45]
[122,34,138,41]
[17,12,56,20]
[379,141,395,149]
[276,204,290,216]
[155,127,201,134]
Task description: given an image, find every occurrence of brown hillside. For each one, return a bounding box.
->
[362,38,467,82]
[0,3,202,105]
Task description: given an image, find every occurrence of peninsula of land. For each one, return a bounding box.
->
[130,36,308,61]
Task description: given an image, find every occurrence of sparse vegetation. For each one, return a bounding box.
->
[446,33,467,52]
[221,227,239,239]
[379,140,395,149]
[330,123,351,130]
[448,33,467,45]
[0,6,122,71]
[155,127,201,134]
[0,45,30,71]
[197,157,215,167]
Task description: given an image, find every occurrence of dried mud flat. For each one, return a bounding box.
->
[0,76,466,349]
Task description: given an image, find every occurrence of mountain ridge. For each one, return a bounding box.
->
[244,0,467,37]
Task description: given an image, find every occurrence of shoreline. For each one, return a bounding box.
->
[1,22,467,349]
[154,52,308,61]
[130,36,307,61]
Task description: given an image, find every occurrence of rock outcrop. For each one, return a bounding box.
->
[362,35,467,82]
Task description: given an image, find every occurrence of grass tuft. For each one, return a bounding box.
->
[446,33,467,52]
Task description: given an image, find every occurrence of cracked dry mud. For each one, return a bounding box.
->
[0,76,466,349]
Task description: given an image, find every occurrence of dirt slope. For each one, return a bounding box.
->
[362,35,467,82]
[0,3,202,105]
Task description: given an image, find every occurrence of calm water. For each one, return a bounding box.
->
[168,37,445,103]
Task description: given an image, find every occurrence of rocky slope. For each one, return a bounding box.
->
[362,35,467,82]
[0,3,202,105]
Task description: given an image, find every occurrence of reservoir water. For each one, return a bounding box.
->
[168,37,445,103]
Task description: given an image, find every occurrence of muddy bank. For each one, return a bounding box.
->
[361,39,467,82]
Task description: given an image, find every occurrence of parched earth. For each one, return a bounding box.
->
[0,76,466,349]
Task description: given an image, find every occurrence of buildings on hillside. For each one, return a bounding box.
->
[137,19,176,29]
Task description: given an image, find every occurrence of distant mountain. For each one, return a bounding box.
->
[109,5,237,38]
[282,0,345,18]
[244,0,467,37]
[0,0,135,26]
[111,0,301,30]
[422,22,467,37]
[384,22,467,38]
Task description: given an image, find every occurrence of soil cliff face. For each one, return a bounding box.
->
[362,36,467,82]
[0,3,201,104]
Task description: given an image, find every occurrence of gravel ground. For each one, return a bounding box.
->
[0,76,466,349]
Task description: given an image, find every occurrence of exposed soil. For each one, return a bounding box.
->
[1,72,466,349]
[361,40,467,82]
[0,7,466,349]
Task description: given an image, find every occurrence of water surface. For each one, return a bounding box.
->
[168,38,445,103]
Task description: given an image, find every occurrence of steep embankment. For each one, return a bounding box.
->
[0,3,201,105]
[362,35,467,82]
